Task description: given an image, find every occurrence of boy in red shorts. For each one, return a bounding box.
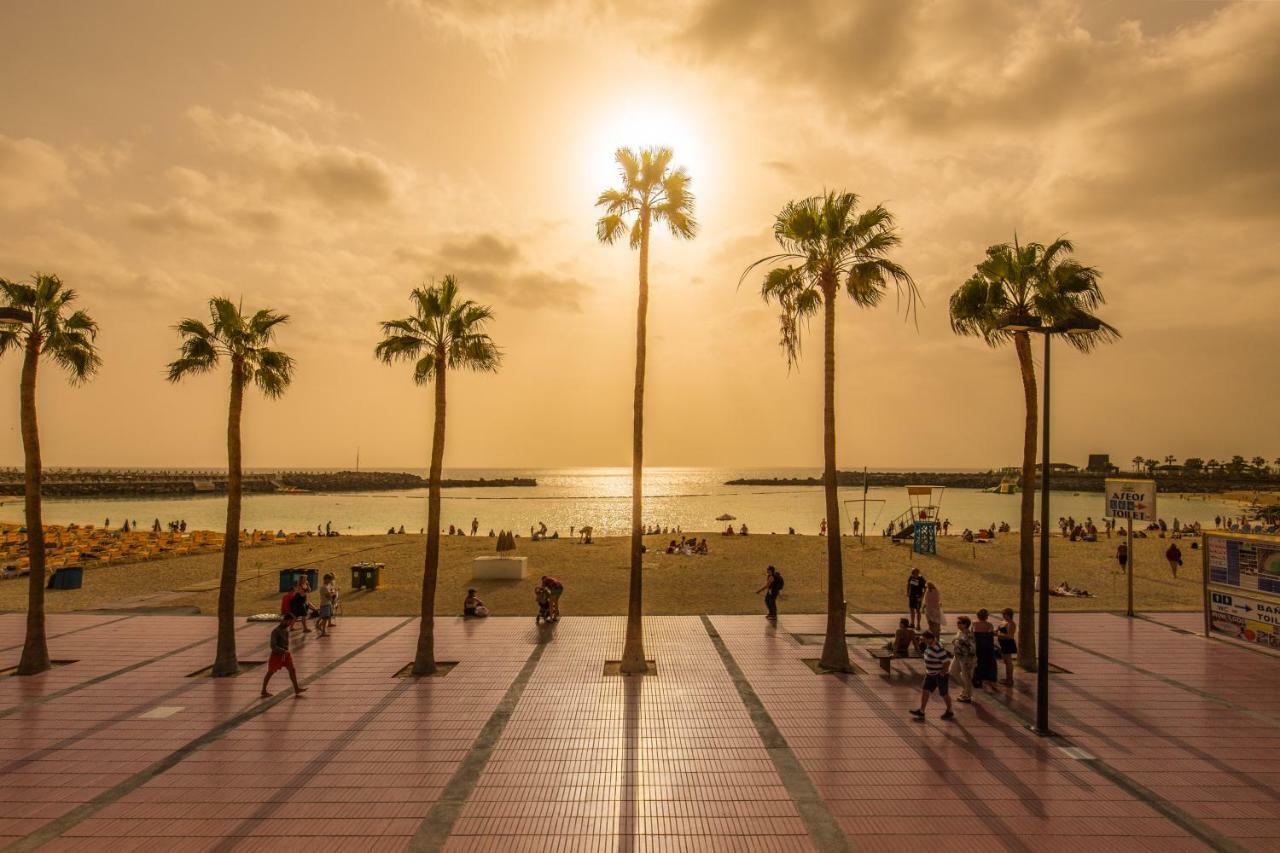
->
[261,614,307,698]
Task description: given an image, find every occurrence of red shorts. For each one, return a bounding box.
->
[268,652,293,673]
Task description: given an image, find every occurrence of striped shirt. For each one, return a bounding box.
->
[922,643,952,675]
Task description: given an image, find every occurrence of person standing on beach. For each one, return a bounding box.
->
[471,517,479,536]
[1166,542,1183,578]
[1116,542,1129,573]
[819,518,827,536]
[907,568,926,629]
[261,615,306,698]
[757,566,784,621]
[910,631,955,721]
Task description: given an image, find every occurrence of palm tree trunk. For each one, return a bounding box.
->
[413,353,447,676]
[620,215,649,674]
[211,360,244,677]
[818,284,852,672]
[17,338,50,676]
[1013,332,1037,671]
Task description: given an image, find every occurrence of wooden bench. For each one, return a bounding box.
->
[867,647,922,674]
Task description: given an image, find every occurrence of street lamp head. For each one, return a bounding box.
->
[999,312,1041,333]
[1056,315,1102,336]
[0,307,33,331]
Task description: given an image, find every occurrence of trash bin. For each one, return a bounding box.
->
[278,568,318,593]
[48,566,83,590]
[351,562,381,591]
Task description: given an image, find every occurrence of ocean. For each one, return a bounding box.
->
[0,467,1242,537]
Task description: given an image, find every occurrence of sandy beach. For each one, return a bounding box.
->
[0,531,1206,618]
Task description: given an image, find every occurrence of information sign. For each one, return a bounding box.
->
[1105,478,1156,521]
[1208,588,1280,650]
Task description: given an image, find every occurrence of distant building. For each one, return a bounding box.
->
[1087,454,1118,473]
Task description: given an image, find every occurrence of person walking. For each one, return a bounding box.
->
[757,565,784,621]
[1116,542,1129,573]
[471,517,479,536]
[923,581,944,638]
[819,518,827,536]
[1166,542,1183,578]
[910,631,955,721]
[261,615,307,698]
[906,568,926,630]
[971,609,998,692]
[316,573,338,636]
[951,616,976,703]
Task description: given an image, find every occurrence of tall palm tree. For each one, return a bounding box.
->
[0,274,100,675]
[1132,456,1144,473]
[949,237,1115,670]
[167,299,294,677]
[596,147,696,674]
[375,276,499,675]
[743,192,916,672]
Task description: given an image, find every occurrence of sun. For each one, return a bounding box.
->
[585,98,710,197]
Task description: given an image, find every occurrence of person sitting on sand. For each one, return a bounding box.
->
[739,523,749,536]
[724,525,734,536]
[696,538,709,555]
[463,588,489,618]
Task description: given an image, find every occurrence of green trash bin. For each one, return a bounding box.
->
[350,562,381,591]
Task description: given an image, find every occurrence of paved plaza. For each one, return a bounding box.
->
[0,610,1275,852]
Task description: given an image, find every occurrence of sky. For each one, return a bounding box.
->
[1,0,1277,472]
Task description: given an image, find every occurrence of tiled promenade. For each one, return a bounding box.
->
[0,611,1274,851]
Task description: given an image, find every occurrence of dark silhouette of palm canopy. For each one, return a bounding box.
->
[595,146,696,675]
[743,192,917,672]
[949,237,1116,669]
[0,274,100,675]
[167,298,294,677]
[375,276,499,676]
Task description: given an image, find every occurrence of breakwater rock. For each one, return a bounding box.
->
[0,469,535,498]
[726,470,1280,495]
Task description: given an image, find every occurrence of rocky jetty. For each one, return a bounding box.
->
[0,469,536,498]
[726,470,1280,495]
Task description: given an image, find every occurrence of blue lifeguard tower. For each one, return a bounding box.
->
[890,485,946,555]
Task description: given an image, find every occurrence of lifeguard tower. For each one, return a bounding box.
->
[890,485,946,555]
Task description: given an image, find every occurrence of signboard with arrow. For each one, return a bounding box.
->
[1105,478,1156,521]
[1203,531,1280,648]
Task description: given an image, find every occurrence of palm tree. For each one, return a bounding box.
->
[949,237,1115,670]
[596,147,696,674]
[1132,456,1144,473]
[376,276,499,675]
[743,192,916,671]
[1251,456,1269,475]
[0,275,100,675]
[1164,455,1177,468]
[167,299,294,677]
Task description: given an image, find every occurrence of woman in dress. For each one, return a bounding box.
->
[923,582,944,638]
[971,608,998,692]
[997,607,1018,685]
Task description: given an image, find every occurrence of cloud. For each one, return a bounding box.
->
[393,231,586,310]
[0,135,75,210]
[186,105,401,209]
[437,233,521,266]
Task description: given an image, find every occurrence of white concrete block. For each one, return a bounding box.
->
[472,555,528,580]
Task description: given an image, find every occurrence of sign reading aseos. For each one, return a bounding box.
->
[1105,478,1157,521]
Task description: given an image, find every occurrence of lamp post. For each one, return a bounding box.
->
[0,307,33,330]
[1000,311,1100,736]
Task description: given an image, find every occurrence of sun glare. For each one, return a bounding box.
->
[586,99,710,197]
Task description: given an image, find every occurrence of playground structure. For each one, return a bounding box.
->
[888,485,946,554]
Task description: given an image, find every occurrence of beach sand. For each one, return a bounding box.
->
[0,531,1206,619]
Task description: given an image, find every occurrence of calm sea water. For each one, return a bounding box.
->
[0,467,1241,537]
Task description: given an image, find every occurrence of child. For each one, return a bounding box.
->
[316,573,338,637]
[910,631,954,721]
[261,615,307,698]
[464,588,489,618]
[534,585,552,624]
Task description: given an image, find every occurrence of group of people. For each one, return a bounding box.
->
[262,572,340,697]
[460,575,565,623]
[662,537,709,555]
[896,606,1020,720]
[723,523,750,536]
